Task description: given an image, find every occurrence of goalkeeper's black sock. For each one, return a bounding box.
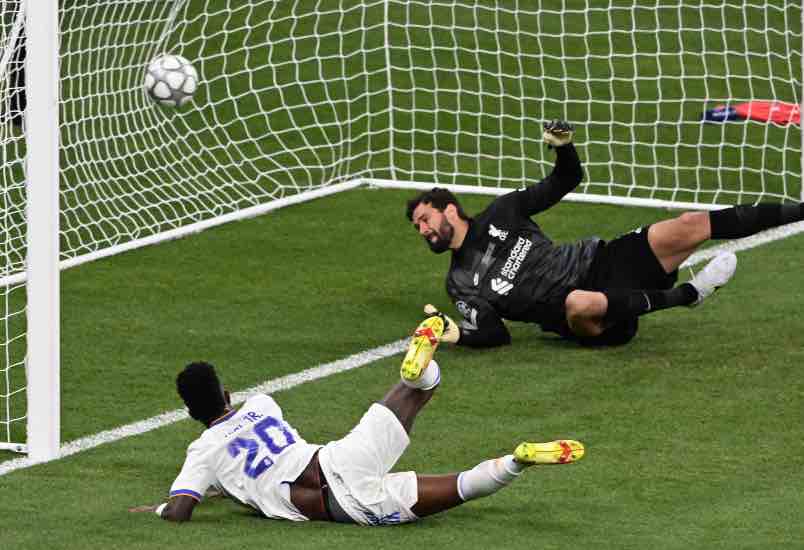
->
[603,285,698,323]
[709,203,804,239]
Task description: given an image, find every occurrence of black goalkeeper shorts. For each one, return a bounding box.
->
[577,224,679,346]
[585,224,679,291]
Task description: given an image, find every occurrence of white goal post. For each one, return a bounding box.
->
[1,1,801,460]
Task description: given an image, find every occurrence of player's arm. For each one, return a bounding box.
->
[128,494,198,522]
[428,299,511,348]
[160,495,198,521]
[131,441,214,522]
[514,120,583,216]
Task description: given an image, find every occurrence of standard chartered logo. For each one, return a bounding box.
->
[500,236,532,280]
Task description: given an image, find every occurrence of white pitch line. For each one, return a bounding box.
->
[0,338,408,477]
[3,219,804,477]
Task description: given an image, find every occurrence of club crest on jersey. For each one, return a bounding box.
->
[488,224,509,242]
[455,300,479,329]
[490,277,514,295]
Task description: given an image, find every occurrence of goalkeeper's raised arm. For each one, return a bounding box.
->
[513,120,584,217]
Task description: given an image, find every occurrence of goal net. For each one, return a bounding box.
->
[372,1,803,207]
[2,0,801,455]
[1,0,28,453]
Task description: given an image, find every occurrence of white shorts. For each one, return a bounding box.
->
[318,403,419,526]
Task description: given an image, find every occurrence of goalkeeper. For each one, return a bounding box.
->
[406,120,804,347]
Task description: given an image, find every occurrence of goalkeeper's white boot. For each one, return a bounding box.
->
[687,252,737,307]
[513,440,585,465]
[401,316,444,383]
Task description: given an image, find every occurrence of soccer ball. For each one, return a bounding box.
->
[144,54,199,108]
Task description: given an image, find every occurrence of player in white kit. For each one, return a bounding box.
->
[130,314,585,525]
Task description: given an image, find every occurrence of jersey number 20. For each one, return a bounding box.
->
[227,416,296,479]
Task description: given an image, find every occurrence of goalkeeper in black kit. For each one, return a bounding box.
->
[406,120,804,347]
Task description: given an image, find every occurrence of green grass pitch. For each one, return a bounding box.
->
[2,1,804,548]
[2,190,803,549]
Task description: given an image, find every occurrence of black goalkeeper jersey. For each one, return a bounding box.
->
[447,144,600,347]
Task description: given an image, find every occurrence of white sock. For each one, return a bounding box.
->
[456,455,524,501]
[402,359,440,390]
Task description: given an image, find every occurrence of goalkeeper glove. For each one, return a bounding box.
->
[543,119,575,148]
[423,304,461,344]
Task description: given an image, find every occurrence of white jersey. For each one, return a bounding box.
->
[169,394,321,521]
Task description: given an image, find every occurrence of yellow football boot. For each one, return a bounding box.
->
[400,315,445,382]
[513,440,585,465]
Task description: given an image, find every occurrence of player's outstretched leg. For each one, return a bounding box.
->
[379,317,446,434]
[602,251,737,319]
[573,251,738,336]
[410,439,586,518]
[686,251,737,307]
[648,203,801,274]
[456,438,585,501]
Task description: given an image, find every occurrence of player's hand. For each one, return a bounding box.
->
[129,504,161,513]
[423,304,460,344]
[543,119,575,148]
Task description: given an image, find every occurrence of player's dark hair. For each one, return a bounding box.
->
[406,187,470,221]
[176,361,227,426]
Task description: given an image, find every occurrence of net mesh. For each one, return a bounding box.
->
[1,0,801,452]
[1,0,27,450]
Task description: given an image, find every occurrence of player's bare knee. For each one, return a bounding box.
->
[650,211,710,257]
[680,210,708,228]
[565,291,605,319]
[564,291,586,317]
[674,211,710,242]
[567,316,604,337]
[565,292,605,337]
